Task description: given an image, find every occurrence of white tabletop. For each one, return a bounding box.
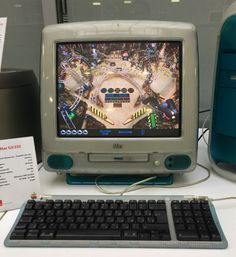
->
[1,136,236,257]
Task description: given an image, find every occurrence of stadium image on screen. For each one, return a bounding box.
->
[56,41,181,137]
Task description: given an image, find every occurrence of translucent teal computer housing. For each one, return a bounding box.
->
[209,2,236,180]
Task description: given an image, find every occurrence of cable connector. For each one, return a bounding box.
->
[191,195,210,201]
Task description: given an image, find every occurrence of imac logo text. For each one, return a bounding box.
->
[113,143,123,149]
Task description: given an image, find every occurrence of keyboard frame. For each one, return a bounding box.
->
[4,195,228,249]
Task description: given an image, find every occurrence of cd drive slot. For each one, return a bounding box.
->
[89,154,149,162]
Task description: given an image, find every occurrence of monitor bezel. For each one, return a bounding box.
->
[41,21,198,155]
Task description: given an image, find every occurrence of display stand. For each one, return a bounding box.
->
[66,173,173,185]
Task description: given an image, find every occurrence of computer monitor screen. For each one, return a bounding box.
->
[56,41,181,138]
[41,21,198,175]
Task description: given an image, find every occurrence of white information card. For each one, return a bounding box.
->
[0,17,7,71]
[0,137,40,211]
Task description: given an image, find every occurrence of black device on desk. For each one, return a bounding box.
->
[0,69,41,162]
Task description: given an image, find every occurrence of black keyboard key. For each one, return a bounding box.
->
[160,233,171,241]
[19,217,33,223]
[139,233,149,240]
[120,223,130,230]
[198,224,207,232]
[211,233,221,241]
[34,202,44,210]
[36,210,45,217]
[55,217,64,223]
[100,223,109,230]
[89,223,99,230]
[191,203,201,211]
[71,203,81,210]
[53,203,62,210]
[90,203,99,210]
[201,203,210,211]
[46,217,55,223]
[138,203,147,210]
[183,211,192,217]
[185,217,195,224]
[177,231,199,241]
[153,211,168,223]
[15,223,28,230]
[171,204,181,210]
[28,223,38,230]
[131,223,140,230]
[79,223,88,230]
[124,210,132,217]
[22,210,35,217]
[44,203,53,210]
[25,201,35,210]
[48,223,58,230]
[62,203,71,210]
[58,223,68,230]
[55,230,122,240]
[181,204,191,210]
[173,211,182,217]
[116,217,125,223]
[55,200,63,203]
[193,211,202,217]
[129,203,137,210]
[65,210,74,217]
[120,203,129,210]
[86,216,94,223]
[106,217,115,223]
[10,230,26,239]
[104,210,113,217]
[39,230,55,239]
[199,232,210,241]
[175,224,185,231]
[146,217,155,224]
[150,232,160,240]
[174,217,184,224]
[105,200,113,204]
[46,210,55,216]
[142,224,169,232]
[64,200,72,204]
[136,217,145,223]
[68,223,77,230]
[114,210,123,216]
[94,210,103,216]
[38,223,48,230]
[27,200,36,204]
[26,230,39,239]
[65,217,75,223]
[123,230,138,240]
[186,224,196,231]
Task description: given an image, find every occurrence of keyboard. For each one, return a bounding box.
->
[4,195,228,249]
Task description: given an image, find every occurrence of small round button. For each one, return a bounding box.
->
[154,160,160,167]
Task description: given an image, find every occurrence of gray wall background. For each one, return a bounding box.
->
[0,0,44,80]
[1,0,236,125]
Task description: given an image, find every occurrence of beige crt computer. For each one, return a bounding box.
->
[40,20,198,175]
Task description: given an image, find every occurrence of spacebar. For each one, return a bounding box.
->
[56,230,122,240]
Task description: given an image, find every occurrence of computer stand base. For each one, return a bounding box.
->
[66,173,173,185]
